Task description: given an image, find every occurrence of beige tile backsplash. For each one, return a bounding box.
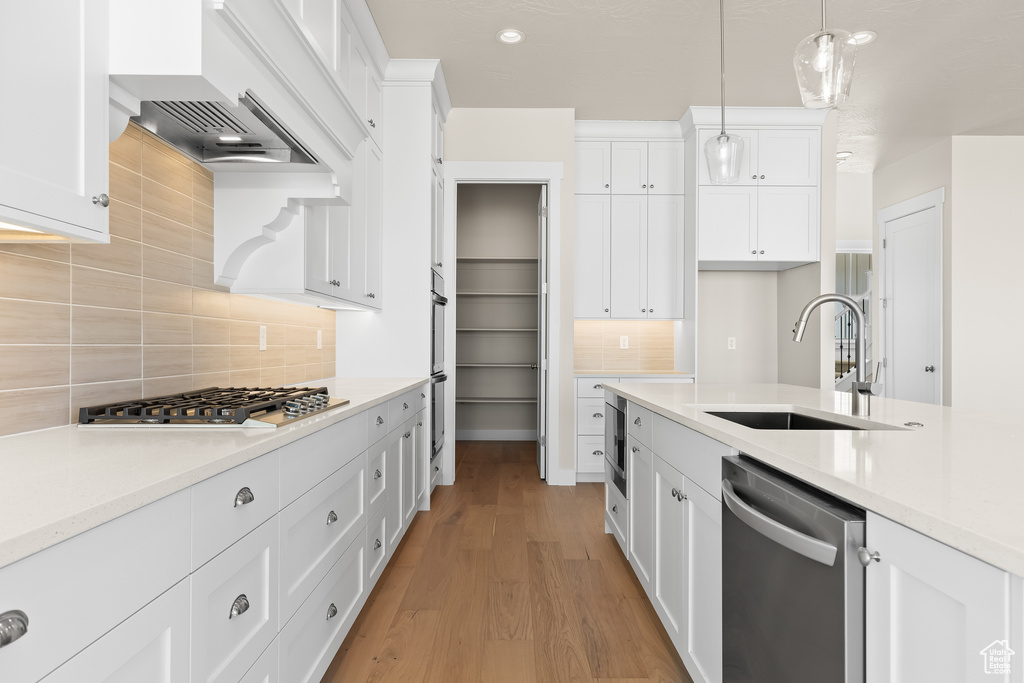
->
[573,320,677,374]
[0,123,337,437]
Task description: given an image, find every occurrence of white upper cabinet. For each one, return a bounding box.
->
[646,195,685,319]
[609,195,646,318]
[0,0,109,243]
[574,194,612,318]
[698,185,818,264]
[696,128,818,187]
[611,141,685,194]
[576,142,612,194]
[865,512,1017,683]
[609,195,685,319]
[697,186,757,262]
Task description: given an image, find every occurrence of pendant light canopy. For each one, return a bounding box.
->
[793,0,857,109]
[704,0,744,184]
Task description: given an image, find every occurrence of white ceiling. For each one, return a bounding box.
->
[366,0,1024,173]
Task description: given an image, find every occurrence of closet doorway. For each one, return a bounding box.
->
[453,183,549,478]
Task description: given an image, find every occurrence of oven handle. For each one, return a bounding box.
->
[430,373,447,384]
[432,292,448,305]
[721,479,837,567]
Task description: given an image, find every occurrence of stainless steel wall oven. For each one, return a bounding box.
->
[430,271,447,461]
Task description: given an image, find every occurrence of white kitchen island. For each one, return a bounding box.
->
[604,381,1024,683]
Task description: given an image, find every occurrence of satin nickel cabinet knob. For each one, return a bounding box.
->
[759,250,765,255]
[631,446,640,453]
[374,468,382,480]
[403,432,411,439]
[642,184,647,189]
[593,412,603,418]
[367,119,376,128]
[403,402,409,410]
[671,487,679,498]
[376,416,384,425]
[326,603,338,620]
[752,175,757,180]
[594,384,603,389]
[604,183,610,188]
[857,547,881,567]
[0,610,28,648]
[642,308,647,313]
[604,308,609,312]
[634,417,642,426]
[327,510,338,525]
[924,365,935,373]
[92,193,109,207]
[760,174,765,179]
[593,450,603,456]
[229,594,250,619]
[752,250,757,255]
[234,487,255,508]
[374,538,382,550]
[612,504,618,513]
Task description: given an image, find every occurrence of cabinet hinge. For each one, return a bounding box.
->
[883,238,887,248]
[882,357,888,368]
[540,435,546,446]
[541,282,548,294]
[540,207,549,218]
[882,297,887,308]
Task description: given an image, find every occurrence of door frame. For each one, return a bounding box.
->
[442,161,569,485]
[876,187,944,403]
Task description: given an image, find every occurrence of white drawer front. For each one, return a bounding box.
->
[385,431,404,556]
[627,402,654,446]
[366,504,387,588]
[0,490,190,683]
[367,404,389,446]
[240,638,278,683]
[577,397,607,435]
[430,457,442,489]
[605,476,628,556]
[191,517,279,683]
[279,539,366,683]
[577,435,606,473]
[279,411,368,506]
[577,377,615,398]
[192,451,280,570]
[39,578,190,683]
[653,414,734,499]
[388,387,425,426]
[279,453,366,627]
[366,439,388,519]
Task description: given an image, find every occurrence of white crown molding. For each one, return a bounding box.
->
[575,120,684,140]
[680,106,829,132]
[384,59,452,120]
[344,0,390,77]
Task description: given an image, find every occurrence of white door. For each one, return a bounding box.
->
[697,186,757,262]
[0,0,109,241]
[610,195,647,317]
[304,206,334,297]
[574,194,611,318]
[653,456,686,648]
[363,143,383,307]
[576,142,611,193]
[385,431,403,554]
[537,185,549,480]
[864,512,1012,683]
[882,200,942,404]
[757,186,819,262]
[755,128,819,186]
[646,195,685,318]
[431,164,444,275]
[684,482,723,683]
[628,439,655,597]
[611,141,648,194]
[647,141,686,194]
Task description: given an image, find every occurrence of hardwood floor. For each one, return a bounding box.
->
[321,441,694,683]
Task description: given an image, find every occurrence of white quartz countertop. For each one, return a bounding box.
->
[0,377,427,569]
[604,381,1024,577]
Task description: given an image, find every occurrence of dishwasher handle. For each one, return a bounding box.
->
[722,479,838,567]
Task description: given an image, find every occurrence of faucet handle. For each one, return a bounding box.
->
[855,363,885,397]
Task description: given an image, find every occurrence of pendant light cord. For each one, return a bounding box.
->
[821,0,826,29]
[719,0,726,135]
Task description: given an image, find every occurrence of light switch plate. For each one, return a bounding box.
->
[620,335,629,349]
[317,330,322,350]
[728,337,736,350]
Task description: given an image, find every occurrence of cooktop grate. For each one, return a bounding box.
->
[78,387,330,425]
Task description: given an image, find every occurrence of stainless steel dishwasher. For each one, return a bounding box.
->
[722,456,865,682]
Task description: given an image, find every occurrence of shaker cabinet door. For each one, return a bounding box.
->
[756,186,818,263]
[609,195,647,318]
[697,186,757,262]
[611,141,648,194]
[575,141,611,194]
[574,194,611,317]
[646,195,685,319]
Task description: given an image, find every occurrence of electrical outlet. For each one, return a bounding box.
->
[727,337,736,350]
[620,335,629,349]
[317,329,322,350]
[259,325,267,351]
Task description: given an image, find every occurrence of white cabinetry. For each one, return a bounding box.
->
[0,0,109,242]
[865,512,1017,683]
[609,195,685,319]
[575,142,612,194]
[682,107,826,271]
[574,194,612,318]
[611,141,685,195]
[628,437,655,597]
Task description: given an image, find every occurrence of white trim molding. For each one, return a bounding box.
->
[442,161,571,486]
[836,239,873,254]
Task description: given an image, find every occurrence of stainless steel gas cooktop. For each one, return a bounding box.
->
[78,387,349,428]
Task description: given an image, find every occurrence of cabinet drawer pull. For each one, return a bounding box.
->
[633,417,642,426]
[417,421,423,427]
[421,392,426,399]
[611,504,618,513]
[367,118,376,128]
[593,384,603,389]
[327,510,338,525]
[404,432,411,439]
[234,487,255,508]
[403,402,409,410]
[631,446,640,453]
[434,465,440,472]
[593,450,603,456]
[0,610,29,648]
[374,538,382,550]
[376,416,384,426]
[91,193,110,207]
[229,594,250,619]
[374,468,382,480]
[593,413,603,418]
[326,603,338,620]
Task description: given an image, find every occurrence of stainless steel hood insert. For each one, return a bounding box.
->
[133,93,317,165]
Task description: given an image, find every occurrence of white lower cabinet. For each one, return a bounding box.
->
[191,516,279,683]
[239,639,278,683]
[401,419,418,529]
[865,512,1016,683]
[39,579,191,683]
[653,456,686,646]
[366,505,388,587]
[279,538,366,683]
[384,430,404,557]
[682,480,722,683]
[604,472,628,555]
[628,437,655,597]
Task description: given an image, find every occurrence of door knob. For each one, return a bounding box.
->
[924,365,935,373]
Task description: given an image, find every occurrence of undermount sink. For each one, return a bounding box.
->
[706,411,864,431]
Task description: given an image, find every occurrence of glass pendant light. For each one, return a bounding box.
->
[793,0,857,108]
[704,0,744,184]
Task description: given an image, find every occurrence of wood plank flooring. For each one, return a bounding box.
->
[321,441,694,683]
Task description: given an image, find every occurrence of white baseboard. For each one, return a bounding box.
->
[454,430,538,441]
[575,471,604,483]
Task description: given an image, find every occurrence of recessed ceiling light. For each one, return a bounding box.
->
[496,28,525,44]
[848,31,877,46]
[219,135,243,142]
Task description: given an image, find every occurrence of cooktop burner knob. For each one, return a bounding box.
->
[284,401,302,416]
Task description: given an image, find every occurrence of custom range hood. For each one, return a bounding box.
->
[131,92,317,165]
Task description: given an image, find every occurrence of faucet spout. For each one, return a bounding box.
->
[792,293,880,416]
